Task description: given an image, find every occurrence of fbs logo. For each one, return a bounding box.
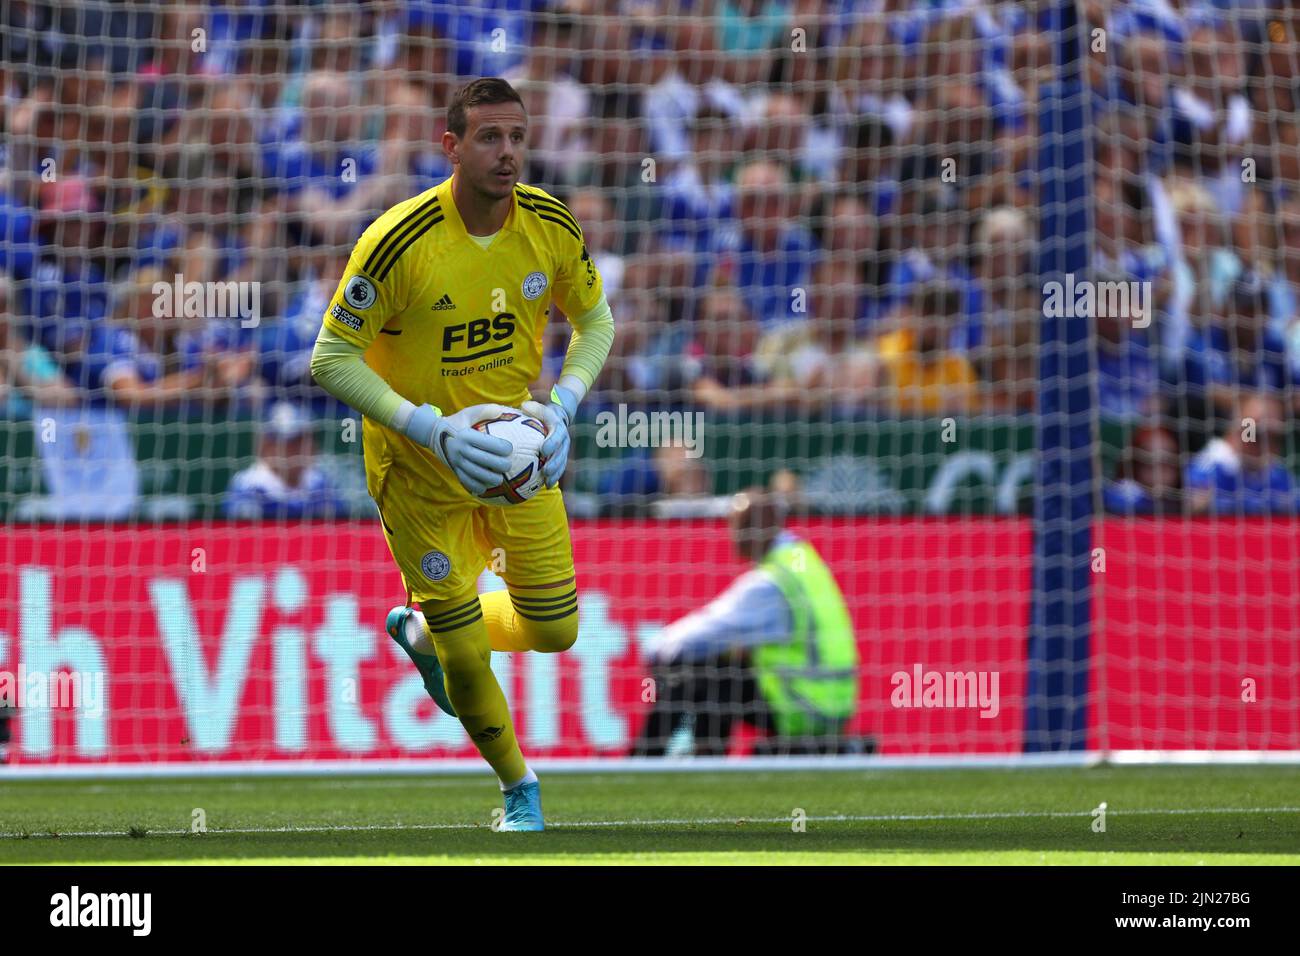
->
[442,313,516,356]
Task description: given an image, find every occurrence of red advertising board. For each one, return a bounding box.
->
[0,519,1294,766]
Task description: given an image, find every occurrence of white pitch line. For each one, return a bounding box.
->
[2,806,1298,840]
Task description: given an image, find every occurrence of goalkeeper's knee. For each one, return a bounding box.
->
[508,585,579,653]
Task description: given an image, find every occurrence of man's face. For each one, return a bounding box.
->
[736,183,787,249]
[729,494,777,563]
[1238,403,1283,467]
[445,101,528,201]
[1134,430,1180,492]
[261,432,315,486]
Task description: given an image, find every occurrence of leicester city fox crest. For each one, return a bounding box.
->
[521,271,548,301]
[420,550,451,581]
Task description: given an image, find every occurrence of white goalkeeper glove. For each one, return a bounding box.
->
[522,384,578,488]
[402,403,514,496]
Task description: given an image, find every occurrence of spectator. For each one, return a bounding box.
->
[885,184,977,341]
[25,177,111,362]
[832,16,913,147]
[259,248,351,415]
[1170,21,1252,215]
[874,280,978,416]
[262,70,382,248]
[712,159,818,329]
[632,487,860,756]
[302,2,369,76]
[1093,171,1168,286]
[571,89,659,257]
[741,257,878,412]
[404,0,534,79]
[91,267,255,414]
[376,80,453,199]
[1169,275,1297,447]
[386,8,453,100]
[1185,394,1300,515]
[0,276,81,417]
[0,93,50,284]
[685,282,755,375]
[970,206,1035,350]
[1231,187,1292,335]
[746,90,824,185]
[715,0,788,85]
[133,2,216,149]
[658,106,738,262]
[977,307,1037,415]
[224,401,345,520]
[1094,269,1162,424]
[566,188,626,300]
[642,15,745,167]
[1280,195,1300,363]
[503,12,590,187]
[1163,177,1235,370]
[764,42,837,184]
[1104,423,1184,514]
[1108,30,1175,177]
[836,114,899,216]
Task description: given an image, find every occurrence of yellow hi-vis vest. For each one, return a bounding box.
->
[753,539,859,737]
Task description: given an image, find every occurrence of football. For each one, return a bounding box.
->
[471,410,549,506]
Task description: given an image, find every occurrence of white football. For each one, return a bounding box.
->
[471,410,549,506]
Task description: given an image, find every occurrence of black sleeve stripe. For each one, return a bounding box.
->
[533,212,582,242]
[363,196,442,274]
[516,188,581,232]
[376,215,444,281]
[517,200,582,242]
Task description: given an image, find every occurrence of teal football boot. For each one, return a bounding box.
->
[498,780,545,832]
[386,606,457,718]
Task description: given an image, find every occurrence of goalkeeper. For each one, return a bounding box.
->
[632,489,860,757]
[309,79,613,831]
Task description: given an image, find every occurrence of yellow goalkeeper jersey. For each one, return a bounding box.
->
[321,175,604,495]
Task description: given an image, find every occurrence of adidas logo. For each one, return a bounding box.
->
[431,293,455,311]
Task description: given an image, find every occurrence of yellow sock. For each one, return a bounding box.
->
[422,595,526,784]
[481,586,579,654]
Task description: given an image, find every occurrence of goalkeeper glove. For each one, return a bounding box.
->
[403,403,514,496]
[522,384,578,488]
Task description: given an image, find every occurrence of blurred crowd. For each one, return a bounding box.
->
[1,0,1299,516]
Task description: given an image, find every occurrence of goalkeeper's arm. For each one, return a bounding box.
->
[309,329,514,495]
[550,294,616,407]
[524,294,616,485]
[309,292,614,429]
[309,327,421,433]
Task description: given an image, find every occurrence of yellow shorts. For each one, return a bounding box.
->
[372,459,575,603]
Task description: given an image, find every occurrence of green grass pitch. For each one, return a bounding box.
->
[1,766,1297,865]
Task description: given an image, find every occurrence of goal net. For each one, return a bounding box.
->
[0,0,1297,773]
